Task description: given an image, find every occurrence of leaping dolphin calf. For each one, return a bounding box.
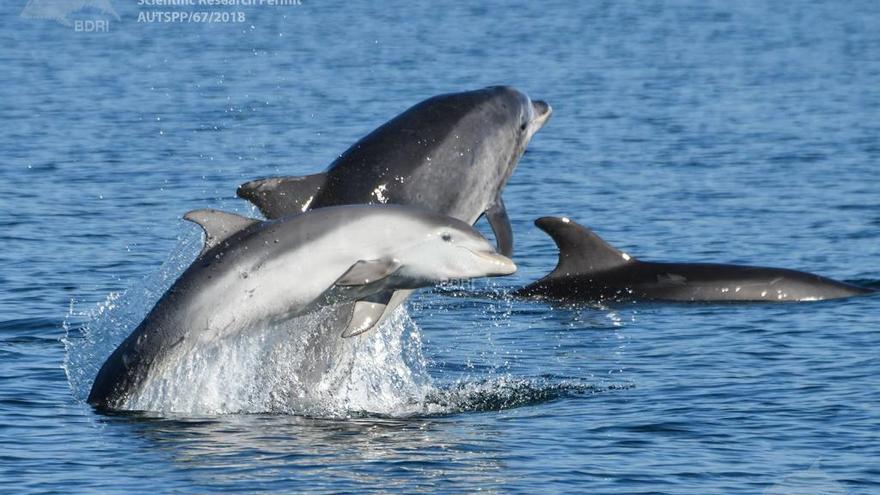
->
[237,85,551,331]
[515,217,874,303]
[88,205,515,411]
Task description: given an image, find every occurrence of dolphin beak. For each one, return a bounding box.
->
[531,100,552,129]
[469,249,517,276]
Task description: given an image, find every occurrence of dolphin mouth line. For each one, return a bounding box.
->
[462,247,517,275]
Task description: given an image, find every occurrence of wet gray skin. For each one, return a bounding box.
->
[516,217,874,302]
[237,85,552,257]
[87,205,515,411]
[236,85,550,332]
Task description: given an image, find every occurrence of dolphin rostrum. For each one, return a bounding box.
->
[515,217,874,303]
[88,205,516,410]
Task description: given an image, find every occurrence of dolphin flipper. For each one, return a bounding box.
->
[335,259,402,286]
[184,209,259,255]
[342,291,395,338]
[237,173,327,219]
[485,196,513,257]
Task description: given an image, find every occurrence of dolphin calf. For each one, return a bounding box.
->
[515,217,874,303]
[236,85,550,331]
[88,205,515,410]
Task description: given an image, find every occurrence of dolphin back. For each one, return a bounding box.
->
[236,87,535,224]
[520,216,875,303]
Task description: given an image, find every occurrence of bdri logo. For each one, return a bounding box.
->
[764,461,847,495]
[21,0,119,29]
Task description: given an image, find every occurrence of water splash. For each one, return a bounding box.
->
[120,305,435,416]
[64,235,624,418]
[63,230,202,401]
[62,233,436,416]
[423,377,625,415]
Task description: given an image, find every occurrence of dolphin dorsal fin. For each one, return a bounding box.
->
[184,209,259,255]
[237,173,327,219]
[535,217,636,277]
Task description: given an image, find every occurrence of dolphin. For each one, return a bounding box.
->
[236,85,550,332]
[237,86,551,256]
[87,205,516,411]
[515,217,874,303]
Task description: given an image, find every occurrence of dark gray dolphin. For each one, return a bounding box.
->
[515,217,874,303]
[88,205,515,411]
[236,86,550,332]
[236,85,551,257]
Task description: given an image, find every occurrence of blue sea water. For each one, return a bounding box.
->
[2,0,879,493]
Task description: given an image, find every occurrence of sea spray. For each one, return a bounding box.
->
[65,233,617,417]
[61,227,438,415]
[64,249,436,415]
[63,229,202,401]
[123,304,434,416]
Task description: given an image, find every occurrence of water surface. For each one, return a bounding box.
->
[1,1,879,493]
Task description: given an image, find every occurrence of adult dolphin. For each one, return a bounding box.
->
[88,205,516,411]
[515,217,874,302]
[237,85,550,330]
[237,85,552,257]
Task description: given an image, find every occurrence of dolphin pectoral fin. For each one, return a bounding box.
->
[485,196,513,257]
[335,259,402,287]
[236,173,327,219]
[184,209,260,256]
[341,292,395,338]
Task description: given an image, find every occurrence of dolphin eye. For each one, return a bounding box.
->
[520,122,528,131]
[441,232,453,242]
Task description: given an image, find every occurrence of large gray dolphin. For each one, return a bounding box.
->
[237,86,551,256]
[236,86,550,332]
[515,217,874,302]
[88,205,515,410]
